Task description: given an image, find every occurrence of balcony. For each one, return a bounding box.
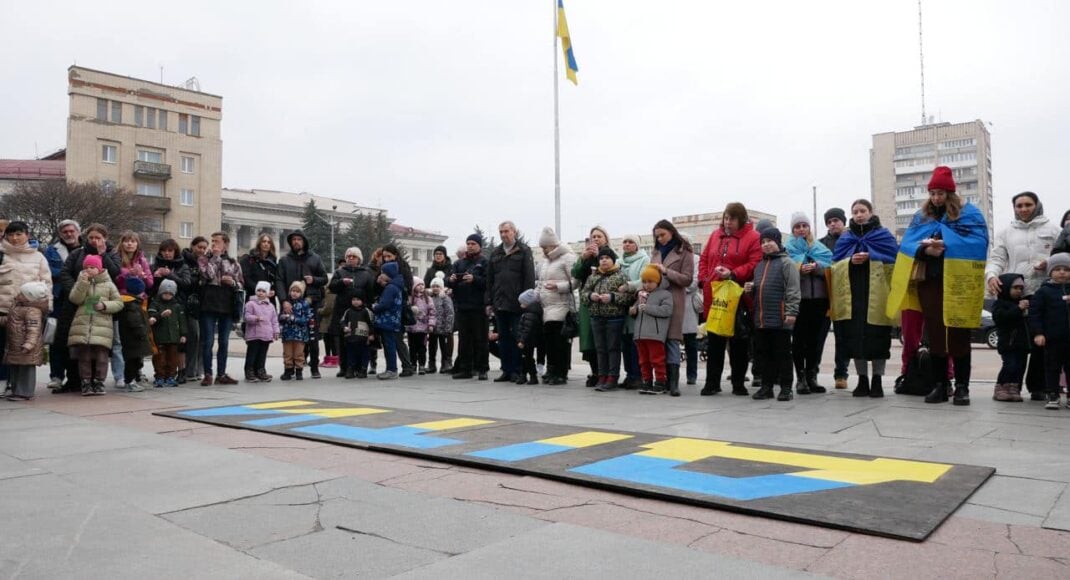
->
[138,231,172,246]
[133,160,172,180]
[133,194,171,214]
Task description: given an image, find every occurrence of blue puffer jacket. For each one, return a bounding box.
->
[373,262,404,332]
[280,299,313,342]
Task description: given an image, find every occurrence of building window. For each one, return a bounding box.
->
[180,189,194,206]
[190,115,201,136]
[178,114,187,134]
[180,222,194,239]
[146,108,156,129]
[110,101,122,123]
[140,216,164,232]
[159,110,168,131]
[425,249,433,261]
[134,105,143,126]
[96,98,107,121]
[181,156,195,173]
[101,144,117,163]
[137,149,163,163]
[137,182,163,197]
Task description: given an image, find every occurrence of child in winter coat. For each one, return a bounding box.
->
[744,229,801,401]
[373,261,404,380]
[428,272,455,374]
[516,289,543,385]
[341,294,374,378]
[630,265,675,395]
[68,254,124,396]
[318,289,338,368]
[3,282,50,400]
[148,279,187,387]
[244,281,280,383]
[1030,253,1070,409]
[115,276,153,392]
[405,280,437,375]
[279,281,313,381]
[991,273,1031,402]
[580,246,634,391]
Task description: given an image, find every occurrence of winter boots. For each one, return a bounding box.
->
[795,371,811,395]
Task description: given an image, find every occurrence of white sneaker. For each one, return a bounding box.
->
[536,364,546,376]
[125,382,145,393]
[47,377,63,389]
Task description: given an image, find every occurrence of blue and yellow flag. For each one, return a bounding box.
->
[557,0,579,84]
[887,203,989,328]
[829,221,900,326]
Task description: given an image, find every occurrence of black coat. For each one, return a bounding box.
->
[240,252,278,301]
[1029,280,1070,344]
[55,243,122,342]
[181,248,204,319]
[516,303,543,348]
[486,244,536,313]
[151,254,193,300]
[327,264,377,335]
[117,300,153,360]
[844,217,892,361]
[276,231,328,308]
[423,260,453,288]
[448,254,488,313]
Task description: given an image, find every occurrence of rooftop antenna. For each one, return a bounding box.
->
[918,0,927,126]
[182,76,201,92]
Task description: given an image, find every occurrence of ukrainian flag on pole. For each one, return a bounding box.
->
[557,0,579,84]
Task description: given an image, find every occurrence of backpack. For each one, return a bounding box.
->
[895,342,933,396]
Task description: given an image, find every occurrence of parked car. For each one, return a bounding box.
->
[894,299,998,349]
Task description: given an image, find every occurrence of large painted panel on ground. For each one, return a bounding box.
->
[157,399,994,541]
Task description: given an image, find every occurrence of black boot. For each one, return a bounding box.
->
[807,370,827,393]
[295,368,304,381]
[701,380,721,396]
[668,365,680,397]
[752,383,774,400]
[953,384,970,406]
[852,375,870,397]
[952,355,971,406]
[869,375,884,398]
[925,356,950,403]
[280,367,294,381]
[777,383,793,401]
[795,371,811,395]
[731,381,749,396]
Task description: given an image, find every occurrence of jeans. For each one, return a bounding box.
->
[495,310,522,376]
[665,338,681,366]
[110,320,125,382]
[381,331,398,372]
[200,313,233,377]
[621,333,641,380]
[591,316,624,378]
[997,350,1028,385]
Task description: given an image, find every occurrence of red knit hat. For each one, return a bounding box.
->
[928,166,956,193]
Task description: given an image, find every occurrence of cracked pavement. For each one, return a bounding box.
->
[1,345,1069,578]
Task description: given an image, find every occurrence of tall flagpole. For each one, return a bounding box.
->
[553,0,562,237]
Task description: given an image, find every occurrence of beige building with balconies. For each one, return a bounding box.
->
[65,65,222,247]
[870,120,993,240]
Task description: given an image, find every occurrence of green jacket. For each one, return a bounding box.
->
[148,296,188,344]
[67,272,123,348]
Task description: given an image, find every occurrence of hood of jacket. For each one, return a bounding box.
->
[154,253,186,269]
[382,261,404,287]
[286,230,311,256]
[0,239,38,255]
[998,273,1025,301]
[1010,210,1051,230]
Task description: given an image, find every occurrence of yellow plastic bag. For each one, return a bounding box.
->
[704,280,744,337]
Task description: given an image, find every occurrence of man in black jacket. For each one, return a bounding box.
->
[328,247,377,376]
[448,234,490,380]
[485,221,535,383]
[276,231,328,378]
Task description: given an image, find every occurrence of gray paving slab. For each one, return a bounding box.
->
[0,406,85,431]
[29,433,334,515]
[0,473,310,580]
[0,451,46,480]
[249,527,448,579]
[0,418,159,460]
[391,522,823,579]
[1042,486,1070,532]
[966,475,1066,518]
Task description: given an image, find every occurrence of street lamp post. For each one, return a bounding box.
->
[330,205,337,267]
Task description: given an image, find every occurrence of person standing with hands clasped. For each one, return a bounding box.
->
[243,281,280,383]
[581,246,634,392]
[744,229,801,401]
[1029,253,1070,410]
[279,281,314,381]
[632,265,674,395]
[990,274,1031,402]
[67,254,123,396]
[148,279,187,387]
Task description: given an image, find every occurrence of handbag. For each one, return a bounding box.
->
[43,317,57,345]
[704,280,744,337]
[560,277,579,338]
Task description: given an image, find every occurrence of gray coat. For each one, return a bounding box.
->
[630,280,674,342]
[751,251,801,330]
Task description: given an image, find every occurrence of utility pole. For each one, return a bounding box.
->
[330,205,337,267]
[812,185,818,238]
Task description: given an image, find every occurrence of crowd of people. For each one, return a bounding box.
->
[1,166,1068,407]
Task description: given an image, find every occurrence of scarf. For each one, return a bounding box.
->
[656,239,677,261]
[785,236,833,268]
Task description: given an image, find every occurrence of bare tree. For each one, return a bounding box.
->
[0,180,148,244]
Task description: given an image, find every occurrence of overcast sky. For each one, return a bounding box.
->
[3,0,1068,247]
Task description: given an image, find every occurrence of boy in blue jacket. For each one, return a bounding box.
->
[374,262,404,380]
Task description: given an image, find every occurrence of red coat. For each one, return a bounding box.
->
[698,222,762,317]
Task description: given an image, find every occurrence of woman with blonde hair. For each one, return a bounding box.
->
[786,211,833,394]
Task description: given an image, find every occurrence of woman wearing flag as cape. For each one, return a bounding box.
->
[830,200,899,398]
[887,166,989,406]
[786,212,834,395]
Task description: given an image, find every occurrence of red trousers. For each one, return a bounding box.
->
[636,339,667,383]
[900,308,954,379]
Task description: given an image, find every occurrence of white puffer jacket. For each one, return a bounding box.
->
[0,239,53,320]
[985,213,1060,296]
[536,245,577,323]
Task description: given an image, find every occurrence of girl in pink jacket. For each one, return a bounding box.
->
[243,281,280,382]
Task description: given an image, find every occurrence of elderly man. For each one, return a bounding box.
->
[43,220,83,390]
[485,221,536,383]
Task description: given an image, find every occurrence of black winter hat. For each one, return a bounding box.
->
[824,208,847,225]
[597,246,618,262]
[760,228,783,249]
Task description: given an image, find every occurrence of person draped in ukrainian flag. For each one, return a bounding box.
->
[887,166,989,406]
[830,199,899,399]
[785,212,834,395]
